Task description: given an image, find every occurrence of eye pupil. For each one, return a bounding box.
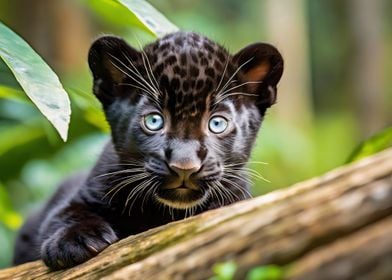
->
[209,116,228,134]
[144,113,164,131]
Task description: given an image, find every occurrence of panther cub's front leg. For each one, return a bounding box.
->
[40,202,118,270]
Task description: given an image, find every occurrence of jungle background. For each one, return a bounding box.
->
[0,0,391,268]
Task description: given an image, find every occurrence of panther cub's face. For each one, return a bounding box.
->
[89,32,283,210]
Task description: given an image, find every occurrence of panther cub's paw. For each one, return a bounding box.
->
[41,222,118,270]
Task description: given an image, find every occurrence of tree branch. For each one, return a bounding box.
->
[1,148,391,280]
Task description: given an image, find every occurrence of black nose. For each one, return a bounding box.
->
[169,162,201,179]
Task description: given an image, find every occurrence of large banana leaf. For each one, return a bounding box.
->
[88,0,179,37]
[0,22,71,141]
[116,0,179,37]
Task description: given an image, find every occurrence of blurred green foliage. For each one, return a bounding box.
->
[210,262,285,280]
[347,126,392,163]
[0,0,391,269]
[210,262,237,280]
[246,265,285,280]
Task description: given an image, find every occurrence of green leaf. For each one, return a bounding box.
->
[87,0,147,30]
[86,0,178,37]
[0,85,29,103]
[0,183,22,230]
[67,87,110,132]
[347,126,392,163]
[246,265,285,280]
[0,21,71,141]
[114,0,179,37]
[0,120,45,156]
[88,0,178,37]
[210,262,237,280]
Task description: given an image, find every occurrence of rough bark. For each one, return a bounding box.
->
[1,148,391,280]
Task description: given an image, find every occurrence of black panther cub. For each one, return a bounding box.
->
[13,32,283,269]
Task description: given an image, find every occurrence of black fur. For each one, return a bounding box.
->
[13,32,283,270]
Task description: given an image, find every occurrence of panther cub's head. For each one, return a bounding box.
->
[88,32,283,210]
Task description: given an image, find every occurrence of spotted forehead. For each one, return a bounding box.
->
[143,32,233,119]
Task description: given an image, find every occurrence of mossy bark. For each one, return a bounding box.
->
[1,148,391,280]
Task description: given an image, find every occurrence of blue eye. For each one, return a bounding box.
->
[209,116,228,134]
[144,113,164,131]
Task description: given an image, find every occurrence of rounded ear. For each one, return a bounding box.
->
[88,36,140,107]
[233,43,283,108]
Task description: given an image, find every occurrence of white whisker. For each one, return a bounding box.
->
[216,57,254,98]
[221,177,251,199]
[218,81,262,97]
[140,49,161,96]
[95,168,145,178]
[216,181,239,202]
[103,173,149,203]
[120,51,159,98]
[109,54,155,96]
[214,91,258,104]
[215,54,230,93]
[126,176,156,214]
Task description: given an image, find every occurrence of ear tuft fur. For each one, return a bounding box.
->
[88,36,140,107]
[233,43,284,108]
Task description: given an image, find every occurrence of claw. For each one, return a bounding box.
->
[56,259,65,268]
[102,236,113,245]
[86,244,99,253]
